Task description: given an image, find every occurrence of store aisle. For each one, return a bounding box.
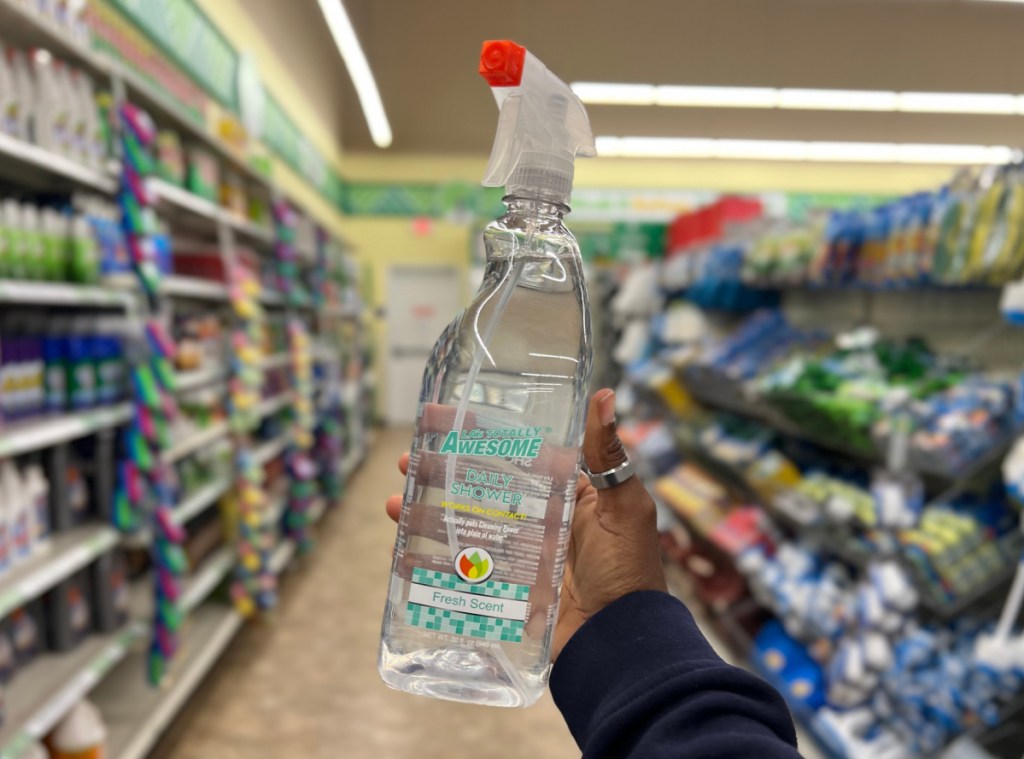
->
[151,428,578,759]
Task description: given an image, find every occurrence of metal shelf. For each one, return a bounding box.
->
[682,366,1016,487]
[0,524,119,620]
[254,392,293,420]
[309,496,328,525]
[163,421,230,464]
[0,403,132,458]
[269,539,297,575]
[174,478,232,527]
[0,621,147,758]
[0,280,133,308]
[174,365,228,394]
[91,603,244,759]
[160,275,230,301]
[178,546,234,615]
[258,352,291,371]
[150,178,273,240]
[253,435,289,466]
[0,130,116,194]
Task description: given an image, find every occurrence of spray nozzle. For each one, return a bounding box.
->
[478,40,595,205]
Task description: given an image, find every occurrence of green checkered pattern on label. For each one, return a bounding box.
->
[411,568,529,601]
[406,603,524,643]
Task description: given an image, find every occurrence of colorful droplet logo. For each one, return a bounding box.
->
[454,547,494,584]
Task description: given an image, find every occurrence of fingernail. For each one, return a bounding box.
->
[599,391,616,427]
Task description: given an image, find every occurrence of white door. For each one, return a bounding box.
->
[386,265,463,425]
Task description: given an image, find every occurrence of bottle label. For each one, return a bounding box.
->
[406,567,529,642]
[398,411,575,646]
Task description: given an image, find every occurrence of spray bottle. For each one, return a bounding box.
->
[379,40,595,707]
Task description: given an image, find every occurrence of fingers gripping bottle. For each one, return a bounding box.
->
[378,41,596,706]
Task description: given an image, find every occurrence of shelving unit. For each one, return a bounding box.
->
[0,621,148,758]
[162,421,230,464]
[0,280,133,308]
[178,546,235,615]
[0,525,119,619]
[174,365,229,394]
[0,404,133,459]
[0,130,117,193]
[91,604,244,759]
[0,2,373,754]
[160,275,230,302]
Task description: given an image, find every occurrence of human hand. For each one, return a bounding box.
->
[385,388,667,661]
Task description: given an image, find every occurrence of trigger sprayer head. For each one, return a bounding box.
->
[478,40,595,206]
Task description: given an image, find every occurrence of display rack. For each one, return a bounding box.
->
[0,3,372,756]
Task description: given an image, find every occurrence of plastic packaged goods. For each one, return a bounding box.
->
[24,460,50,556]
[155,129,185,185]
[379,41,595,707]
[6,48,35,143]
[49,699,107,759]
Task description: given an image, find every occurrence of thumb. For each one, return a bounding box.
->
[583,388,627,473]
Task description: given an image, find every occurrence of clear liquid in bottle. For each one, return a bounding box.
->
[378,198,593,706]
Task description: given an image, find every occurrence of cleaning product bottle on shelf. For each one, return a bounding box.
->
[378,40,595,707]
[25,459,50,556]
[7,461,31,565]
[49,699,107,759]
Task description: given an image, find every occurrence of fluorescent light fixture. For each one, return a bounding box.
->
[317,0,392,148]
[777,88,899,111]
[899,91,1018,114]
[595,136,1016,164]
[655,86,776,108]
[573,82,1024,115]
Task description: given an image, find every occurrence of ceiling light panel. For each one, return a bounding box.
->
[594,136,1016,164]
[574,83,1024,116]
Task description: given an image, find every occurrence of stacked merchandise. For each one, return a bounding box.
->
[742,167,1024,290]
[612,165,1024,757]
[0,1,371,752]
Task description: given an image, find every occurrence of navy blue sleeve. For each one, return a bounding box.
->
[550,591,802,759]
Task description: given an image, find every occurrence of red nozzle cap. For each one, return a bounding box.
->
[479,40,526,87]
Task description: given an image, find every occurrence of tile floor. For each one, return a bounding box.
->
[151,427,821,759]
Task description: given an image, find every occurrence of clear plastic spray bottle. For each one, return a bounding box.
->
[378,40,596,707]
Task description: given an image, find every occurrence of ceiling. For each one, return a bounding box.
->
[250,0,1024,157]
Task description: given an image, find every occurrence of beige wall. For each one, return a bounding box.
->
[343,218,472,419]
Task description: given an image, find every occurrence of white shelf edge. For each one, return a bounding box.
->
[151,178,273,240]
[163,421,230,464]
[0,403,133,459]
[258,352,291,371]
[173,365,228,393]
[254,392,293,420]
[0,131,117,193]
[0,524,119,620]
[0,621,146,758]
[150,177,220,221]
[253,435,288,465]
[265,490,287,526]
[178,546,235,615]
[308,496,328,525]
[173,478,232,526]
[269,539,296,575]
[97,604,244,759]
[160,275,230,301]
[0,280,133,308]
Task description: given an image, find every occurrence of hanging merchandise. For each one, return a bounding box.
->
[227,256,276,616]
[379,40,595,706]
[271,200,319,555]
[112,101,186,685]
